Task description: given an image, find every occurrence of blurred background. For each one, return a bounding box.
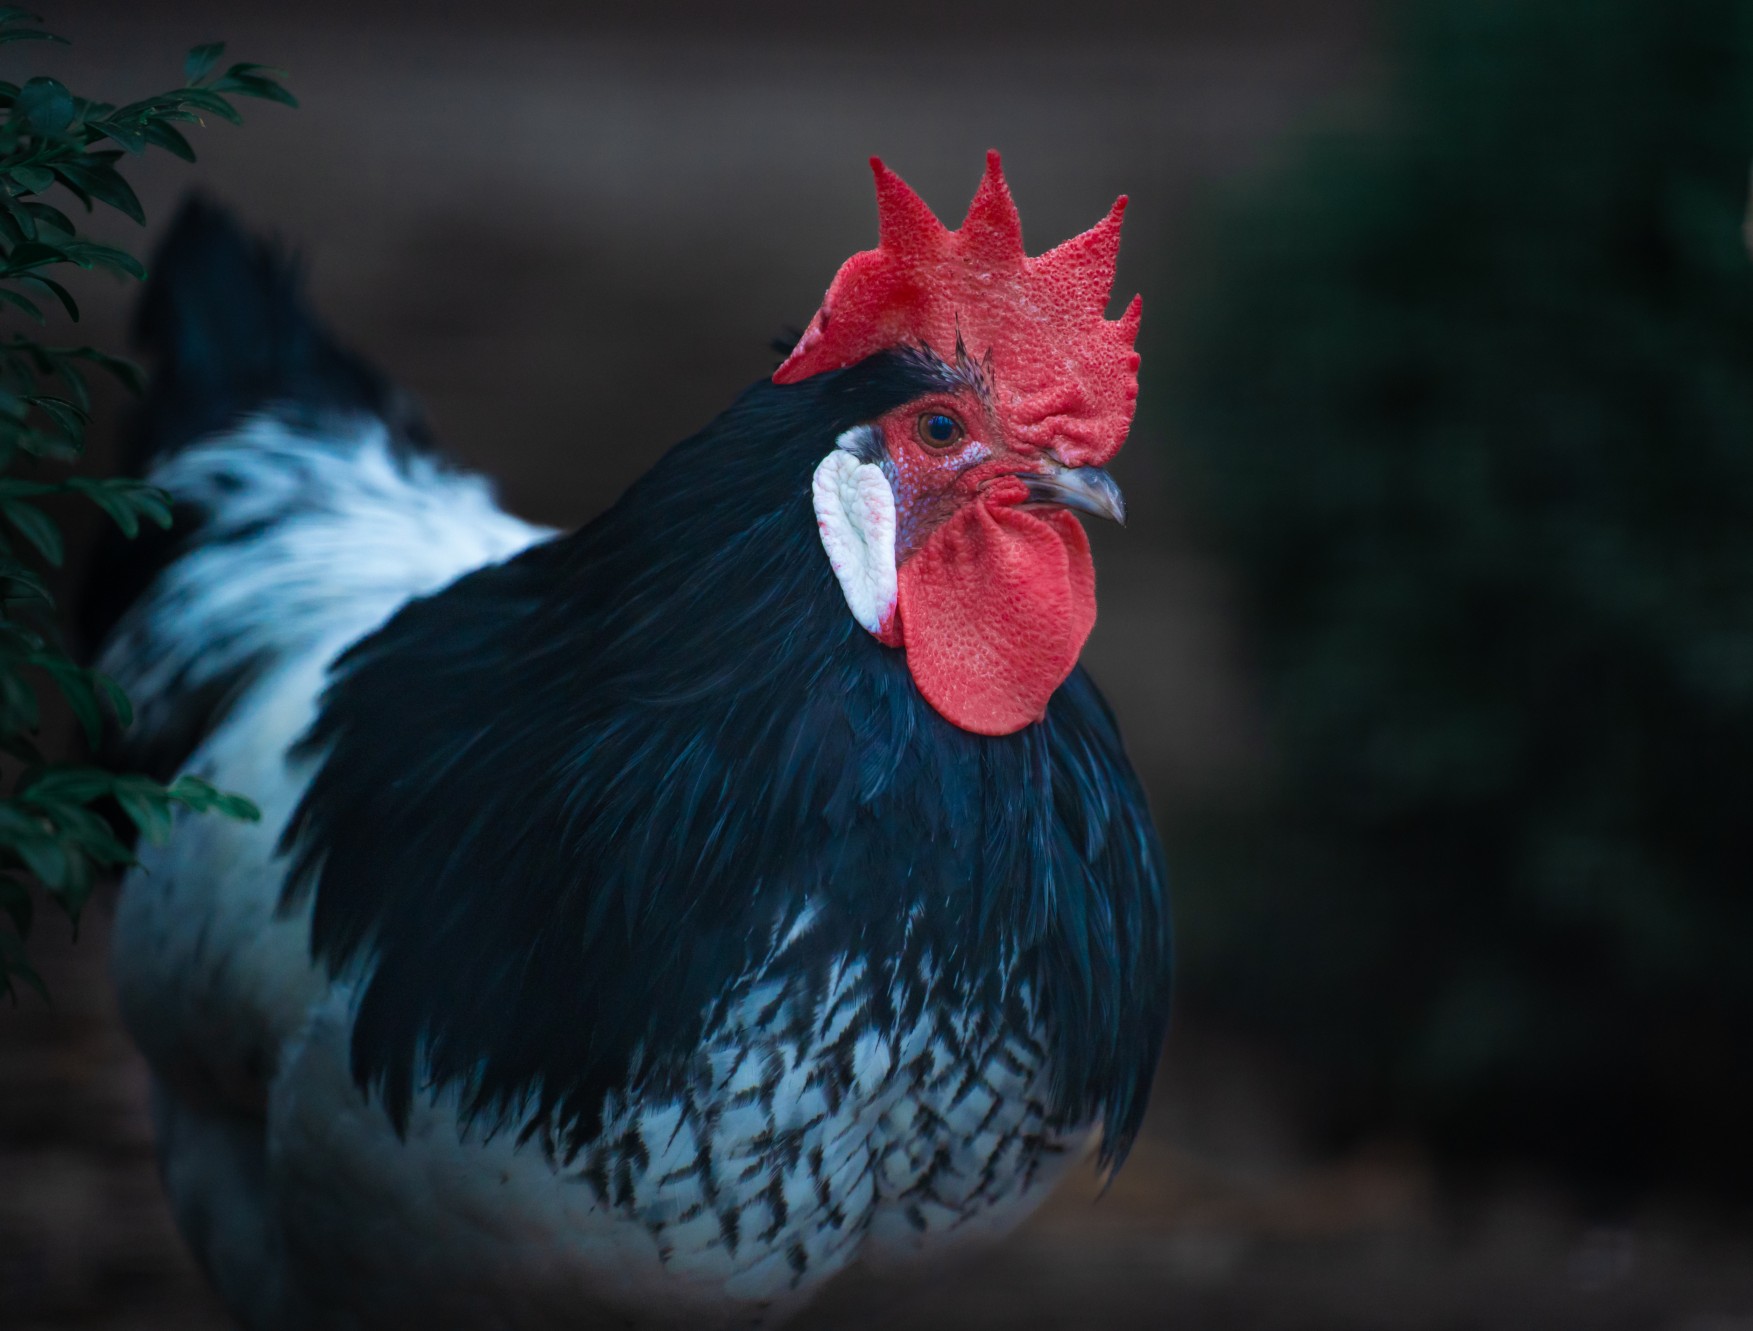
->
[4,0,1752,1327]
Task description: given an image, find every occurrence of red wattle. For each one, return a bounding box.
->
[896,499,1096,736]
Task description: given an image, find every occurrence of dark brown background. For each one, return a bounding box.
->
[4,3,1750,1328]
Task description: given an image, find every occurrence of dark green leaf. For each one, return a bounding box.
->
[0,668,38,731]
[172,86,243,126]
[0,286,45,323]
[0,804,49,841]
[0,197,35,243]
[10,831,67,892]
[64,478,174,535]
[44,174,91,211]
[167,774,262,823]
[89,117,147,154]
[12,426,81,461]
[0,620,46,654]
[51,854,91,916]
[7,164,53,193]
[17,275,77,322]
[142,120,195,162]
[131,487,172,528]
[21,768,115,805]
[2,499,61,564]
[4,240,70,271]
[73,480,136,536]
[0,733,45,765]
[43,358,92,412]
[59,240,146,280]
[0,559,50,603]
[28,395,87,437]
[214,792,262,821]
[0,29,66,48]
[22,200,74,239]
[213,73,298,109]
[94,672,132,728]
[61,345,144,394]
[38,659,101,746]
[114,784,174,845]
[50,159,144,225]
[184,41,226,83]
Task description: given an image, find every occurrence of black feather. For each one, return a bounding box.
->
[127,194,430,470]
[283,350,1173,1167]
[81,195,434,776]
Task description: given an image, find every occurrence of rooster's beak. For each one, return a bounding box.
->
[1019,465,1126,526]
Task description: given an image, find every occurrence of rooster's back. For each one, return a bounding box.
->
[90,200,545,1326]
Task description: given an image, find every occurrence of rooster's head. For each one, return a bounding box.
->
[778,151,1140,736]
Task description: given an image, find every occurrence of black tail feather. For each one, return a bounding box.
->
[125,194,429,472]
[80,195,431,655]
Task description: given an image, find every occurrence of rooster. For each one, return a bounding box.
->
[91,152,1172,1329]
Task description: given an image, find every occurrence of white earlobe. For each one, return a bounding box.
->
[813,444,897,637]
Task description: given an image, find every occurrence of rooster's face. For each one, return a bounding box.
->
[867,354,1127,564]
[785,152,1141,737]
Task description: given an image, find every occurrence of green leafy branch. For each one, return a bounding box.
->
[0,9,293,999]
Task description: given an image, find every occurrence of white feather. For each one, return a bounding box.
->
[101,415,544,735]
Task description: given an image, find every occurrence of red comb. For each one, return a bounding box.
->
[774,151,1142,467]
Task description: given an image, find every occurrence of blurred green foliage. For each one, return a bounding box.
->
[0,11,288,999]
[1172,0,1753,1190]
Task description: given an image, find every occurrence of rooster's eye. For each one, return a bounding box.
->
[916,412,964,450]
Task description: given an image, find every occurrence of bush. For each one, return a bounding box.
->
[0,10,291,999]
[1170,0,1753,1192]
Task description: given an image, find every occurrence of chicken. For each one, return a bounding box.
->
[91,152,1172,1330]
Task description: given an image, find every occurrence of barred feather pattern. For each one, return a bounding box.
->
[262,906,1081,1326]
[532,907,1077,1299]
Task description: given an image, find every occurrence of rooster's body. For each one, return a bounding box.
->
[94,160,1171,1329]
